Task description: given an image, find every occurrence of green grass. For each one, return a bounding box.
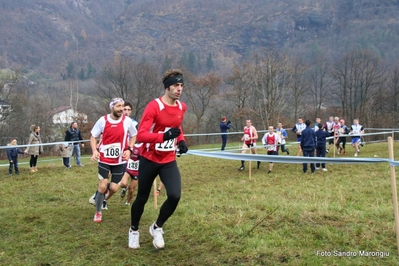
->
[1,142,399,265]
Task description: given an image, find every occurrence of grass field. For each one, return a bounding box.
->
[1,141,399,265]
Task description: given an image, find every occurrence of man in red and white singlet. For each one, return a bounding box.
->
[238,119,260,171]
[90,98,137,223]
[90,101,140,210]
[129,69,188,250]
[261,126,281,174]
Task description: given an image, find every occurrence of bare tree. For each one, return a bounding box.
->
[383,66,399,127]
[225,63,256,122]
[248,51,296,128]
[95,55,160,120]
[128,62,161,120]
[288,56,308,122]
[307,56,333,118]
[95,55,137,100]
[332,49,384,125]
[183,72,221,133]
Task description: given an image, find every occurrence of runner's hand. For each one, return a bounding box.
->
[163,127,181,141]
[178,141,188,154]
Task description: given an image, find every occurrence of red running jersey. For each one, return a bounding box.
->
[243,126,255,145]
[126,143,142,176]
[137,97,186,164]
[99,115,129,165]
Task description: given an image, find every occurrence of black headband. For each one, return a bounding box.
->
[163,75,184,88]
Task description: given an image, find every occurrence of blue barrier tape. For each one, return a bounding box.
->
[187,150,399,167]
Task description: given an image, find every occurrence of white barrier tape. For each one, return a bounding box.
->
[0,140,89,150]
[187,150,399,167]
[326,131,396,139]
[2,130,393,150]
[0,156,92,167]
[184,130,399,138]
[183,130,269,137]
[365,128,399,131]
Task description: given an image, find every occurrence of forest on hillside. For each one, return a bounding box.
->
[0,0,399,150]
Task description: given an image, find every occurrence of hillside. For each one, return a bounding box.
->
[1,0,399,79]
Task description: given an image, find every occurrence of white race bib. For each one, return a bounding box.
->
[156,139,176,152]
[244,134,250,140]
[101,143,121,158]
[127,159,139,171]
[266,145,275,151]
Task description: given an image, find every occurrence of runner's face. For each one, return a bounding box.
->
[112,102,124,118]
[123,106,132,116]
[166,83,183,100]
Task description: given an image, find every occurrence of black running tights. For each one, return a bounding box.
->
[130,157,181,230]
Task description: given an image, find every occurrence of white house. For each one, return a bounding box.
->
[51,106,88,124]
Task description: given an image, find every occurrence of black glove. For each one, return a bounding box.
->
[227,120,231,125]
[163,127,181,141]
[178,141,188,154]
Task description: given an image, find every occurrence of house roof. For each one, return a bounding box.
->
[49,106,71,116]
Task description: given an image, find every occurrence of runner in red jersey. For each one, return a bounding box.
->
[129,69,188,250]
[123,142,142,206]
[238,119,260,171]
[261,126,280,174]
[90,98,137,223]
[138,97,186,163]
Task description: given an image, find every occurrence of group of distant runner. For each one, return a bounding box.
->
[231,116,365,173]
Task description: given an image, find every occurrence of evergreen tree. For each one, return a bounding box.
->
[86,62,93,78]
[188,52,196,73]
[206,53,214,71]
[78,67,85,80]
[66,61,75,79]
[161,55,172,74]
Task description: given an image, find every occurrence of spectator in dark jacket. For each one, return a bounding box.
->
[7,139,24,175]
[315,123,330,171]
[220,117,232,150]
[65,122,84,167]
[300,120,316,173]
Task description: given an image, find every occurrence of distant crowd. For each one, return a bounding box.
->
[220,116,365,173]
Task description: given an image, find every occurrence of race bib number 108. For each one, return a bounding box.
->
[102,143,121,158]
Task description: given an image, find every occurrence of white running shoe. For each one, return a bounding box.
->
[149,222,165,249]
[93,211,102,223]
[89,193,96,205]
[128,229,140,249]
[354,153,358,157]
[315,167,320,170]
[124,202,130,206]
[102,200,108,210]
[322,168,328,171]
